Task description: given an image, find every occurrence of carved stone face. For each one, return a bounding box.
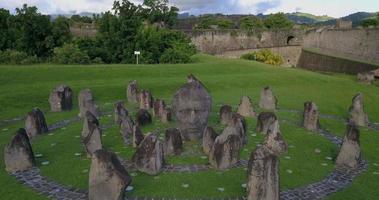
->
[172,79,212,141]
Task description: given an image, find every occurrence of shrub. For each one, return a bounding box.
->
[0,50,38,64]
[53,43,90,64]
[241,49,284,66]
[92,57,104,64]
[160,48,191,64]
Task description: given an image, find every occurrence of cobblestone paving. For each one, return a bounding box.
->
[11,167,87,200]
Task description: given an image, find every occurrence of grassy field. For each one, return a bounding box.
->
[0,54,378,199]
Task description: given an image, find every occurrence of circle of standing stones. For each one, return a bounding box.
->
[2,75,377,200]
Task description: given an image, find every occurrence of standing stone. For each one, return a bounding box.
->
[172,75,212,140]
[303,101,320,131]
[247,120,286,200]
[219,105,233,125]
[209,131,242,170]
[163,128,183,156]
[25,108,48,139]
[136,109,152,126]
[132,133,164,175]
[187,74,198,83]
[160,107,172,123]
[153,99,166,117]
[48,85,73,112]
[139,90,153,110]
[247,146,279,200]
[336,124,361,169]
[4,128,35,173]
[357,71,375,84]
[89,149,132,200]
[227,113,247,145]
[237,96,256,118]
[264,120,287,155]
[259,87,277,110]
[120,116,134,144]
[127,80,139,103]
[348,93,368,127]
[132,125,144,148]
[114,101,128,126]
[78,89,99,118]
[256,112,277,134]
[82,111,102,157]
[202,126,218,155]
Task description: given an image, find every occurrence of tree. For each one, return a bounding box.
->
[71,15,93,23]
[360,18,378,27]
[14,4,53,57]
[0,9,13,50]
[52,16,71,47]
[142,0,178,27]
[239,16,264,30]
[217,18,233,29]
[264,13,293,29]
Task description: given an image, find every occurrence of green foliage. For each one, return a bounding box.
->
[0,50,38,64]
[217,18,233,29]
[264,13,294,29]
[142,0,179,27]
[196,17,233,29]
[52,16,71,47]
[360,18,378,27]
[241,49,284,66]
[70,15,93,23]
[52,43,90,64]
[239,16,264,30]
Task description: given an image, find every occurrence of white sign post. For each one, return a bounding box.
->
[134,51,140,65]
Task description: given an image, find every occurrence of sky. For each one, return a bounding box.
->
[0,0,378,18]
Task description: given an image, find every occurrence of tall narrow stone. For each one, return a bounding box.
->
[89,149,132,200]
[82,111,102,157]
[202,126,218,155]
[237,96,256,118]
[336,124,361,169]
[160,107,172,123]
[357,71,375,84]
[120,116,134,144]
[163,128,183,156]
[132,125,144,148]
[228,113,247,145]
[303,101,320,131]
[256,112,277,134]
[219,105,233,125]
[348,93,368,127]
[153,99,166,117]
[49,85,73,112]
[136,109,152,126]
[172,75,212,140]
[114,101,128,126]
[25,108,48,139]
[264,120,287,155]
[139,90,153,110]
[127,80,139,103]
[78,89,99,118]
[132,133,164,175]
[4,129,35,173]
[259,86,277,110]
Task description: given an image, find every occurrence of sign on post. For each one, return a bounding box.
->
[134,51,141,65]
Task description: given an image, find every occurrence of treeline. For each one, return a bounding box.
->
[360,13,379,27]
[195,13,294,30]
[0,0,196,65]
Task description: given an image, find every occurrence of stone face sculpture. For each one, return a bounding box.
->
[127,80,139,103]
[89,149,132,200]
[209,131,242,170]
[256,112,277,134]
[4,128,35,173]
[78,89,99,118]
[303,101,320,131]
[357,71,375,84]
[172,75,212,140]
[247,146,279,200]
[114,101,128,126]
[120,116,134,144]
[132,133,164,175]
[163,128,183,156]
[139,90,153,110]
[336,124,361,169]
[49,85,73,112]
[25,108,48,139]
[132,125,144,148]
[202,126,218,155]
[219,105,233,125]
[237,96,256,118]
[348,93,368,127]
[136,109,152,126]
[259,86,277,110]
[247,120,287,200]
[82,111,102,157]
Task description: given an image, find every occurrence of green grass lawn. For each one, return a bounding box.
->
[0,54,378,199]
